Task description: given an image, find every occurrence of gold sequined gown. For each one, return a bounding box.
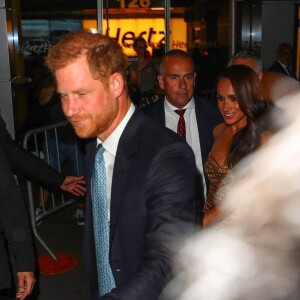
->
[204,152,233,212]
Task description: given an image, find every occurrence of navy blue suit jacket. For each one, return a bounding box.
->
[83,109,197,299]
[0,133,35,290]
[143,97,222,189]
[268,60,298,80]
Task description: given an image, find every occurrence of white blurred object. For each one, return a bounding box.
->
[163,90,300,300]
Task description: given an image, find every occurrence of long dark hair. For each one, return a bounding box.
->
[218,65,270,166]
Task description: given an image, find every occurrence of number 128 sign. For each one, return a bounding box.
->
[111,1,184,9]
[117,0,150,7]
[116,0,163,8]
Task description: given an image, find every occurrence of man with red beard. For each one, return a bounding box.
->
[46,30,197,300]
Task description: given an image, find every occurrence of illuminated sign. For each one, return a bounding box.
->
[83,18,187,55]
[107,0,184,9]
[21,17,188,57]
[116,0,156,8]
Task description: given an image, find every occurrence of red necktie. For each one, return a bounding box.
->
[175,109,186,140]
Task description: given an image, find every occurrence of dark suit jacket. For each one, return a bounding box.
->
[83,109,197,300]
[0,116,64,189]
[0,115,67,290]
[268,60,297,80]
[143,97,222,189]
[0,140,35,290]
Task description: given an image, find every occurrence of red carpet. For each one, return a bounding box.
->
[38,252,79,275]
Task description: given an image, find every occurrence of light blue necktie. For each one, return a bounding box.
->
[91,144,116,296]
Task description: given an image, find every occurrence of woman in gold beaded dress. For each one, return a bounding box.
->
[204,65,273,226]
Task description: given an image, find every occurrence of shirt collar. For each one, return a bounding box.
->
[96,103,136,156]
[164,97,195,112]
[277,59,289,69]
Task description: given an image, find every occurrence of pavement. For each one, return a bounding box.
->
[15,180,90,300]
[29,203,90,300]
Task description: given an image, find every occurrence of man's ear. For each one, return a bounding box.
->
[109,73,124,98]
[157,74,165,89]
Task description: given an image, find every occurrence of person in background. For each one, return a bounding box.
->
[129,36,158,107]
[204,65,273,227]
[268,42,298,80]
[0,115,85,299]
[46,30,196,300]
[0,135,35,300]
[143,49,222,221]
[229,49,300,103]
[36,72,86,225]
[151,45,165,97]
[0,115,86,217]
[228,49,263,79]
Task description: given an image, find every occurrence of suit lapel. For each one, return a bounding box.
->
[148,96,165,125]
[157,97,166,124]
[109,147,129,241]
[109,110,141,241]
[195,98,211,163]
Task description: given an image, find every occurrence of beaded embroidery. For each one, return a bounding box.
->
[204,153,233,212]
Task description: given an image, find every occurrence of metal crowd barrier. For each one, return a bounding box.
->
[22,121,82,260]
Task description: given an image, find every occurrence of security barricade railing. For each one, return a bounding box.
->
[22,121,82,260]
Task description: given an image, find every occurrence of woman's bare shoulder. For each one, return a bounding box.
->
[213,122,227,137]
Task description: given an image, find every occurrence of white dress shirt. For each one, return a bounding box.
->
[164,98,207,196]
[277,59,291,76]
[96,103,136,219]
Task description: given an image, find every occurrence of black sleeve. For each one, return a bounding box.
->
[0,116,64,189]
[0,142,35,273]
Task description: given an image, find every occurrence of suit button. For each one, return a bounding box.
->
[116,268,122,272]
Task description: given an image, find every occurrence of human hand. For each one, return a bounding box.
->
[60,176,86,196]
[16,272,35,300]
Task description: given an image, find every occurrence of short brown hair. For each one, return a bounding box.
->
[46,30,129,87]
